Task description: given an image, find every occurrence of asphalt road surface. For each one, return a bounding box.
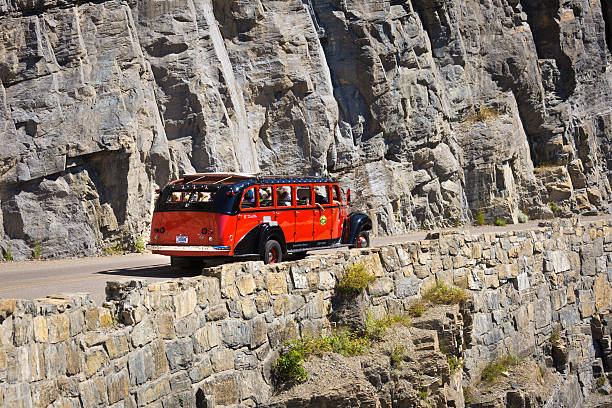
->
[1,216,609,304]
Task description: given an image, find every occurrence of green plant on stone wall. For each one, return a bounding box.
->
[447,355,464,374]
[135,235,146,253]
[273,330,370,384]
[517,212,528,223]
[463,386,473,406]
[423,282,468,305]
[408,301,427,317]
[3,243,13,261]
[33,242,42,260]
[337,261,376,295]
[481,355,521,383]
[494,218,507,227]
[364,311,411,341]
[388,345,406,369]
[476,211,485,226]
[273,348,307,384]
[549,200,560,215]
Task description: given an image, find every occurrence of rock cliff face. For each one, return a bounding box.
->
[1,0,612,259]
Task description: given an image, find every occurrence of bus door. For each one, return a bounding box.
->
[274,185,295,243]
[236,186,260,243]
[295,185,314,243]
[330,185,344,240]
[313,184,333,242]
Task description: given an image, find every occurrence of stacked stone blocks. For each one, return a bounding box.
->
[0,219,611,407]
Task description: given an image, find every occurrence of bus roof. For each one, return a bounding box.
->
[179,173,336,185]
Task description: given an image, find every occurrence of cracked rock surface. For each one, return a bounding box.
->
[1,0,612,259]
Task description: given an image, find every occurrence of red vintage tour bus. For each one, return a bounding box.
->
[148,173,372,266]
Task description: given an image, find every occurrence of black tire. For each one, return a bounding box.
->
[350,230,371,249]
[263,240,283,264]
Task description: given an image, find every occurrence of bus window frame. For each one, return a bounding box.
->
[259,185,274,208]
[275,185,294,207]
[296,185,312,207]
[314,184,332,207]
[240,186,258,210]
[332,184,342,205]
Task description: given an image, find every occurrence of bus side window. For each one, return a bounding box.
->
[314,185,330,205]
[241,187,257,209]
[260,186,273,207]
[296,186,311,206]
[276,186,293,206]
[332,185,341,205]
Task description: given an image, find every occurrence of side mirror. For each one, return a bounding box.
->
[346,188,351,205]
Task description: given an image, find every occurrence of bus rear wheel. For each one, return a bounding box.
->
[263,240,282,264]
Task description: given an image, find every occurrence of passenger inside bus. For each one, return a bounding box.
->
[296,187,311,206]
[314,185,329,205]
[242,188,256,208]
[260,187,273,207]
[277,186,292,206]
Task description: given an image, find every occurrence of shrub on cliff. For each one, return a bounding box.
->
[364,311,411,340]
[273,330,370,384]
[481,355,521,383]
[423,282,467,305]
[337,261,376,295]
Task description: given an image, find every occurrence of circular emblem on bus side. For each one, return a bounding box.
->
[320,215,327,225]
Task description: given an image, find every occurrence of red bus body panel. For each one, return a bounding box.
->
[149,178,352,260]
[149,211,236,256]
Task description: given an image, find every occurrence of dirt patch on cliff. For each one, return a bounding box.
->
[265,323,463,408]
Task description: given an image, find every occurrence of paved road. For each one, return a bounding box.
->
[1,215,610,304]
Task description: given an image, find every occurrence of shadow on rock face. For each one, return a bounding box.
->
[329,291,368,333]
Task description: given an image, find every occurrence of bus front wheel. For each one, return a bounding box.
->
[351,230,371,249]
[263,240,283,264]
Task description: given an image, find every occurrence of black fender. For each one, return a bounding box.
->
[342,212,372,244]
[257,224,287,257]
[233,223,287,256]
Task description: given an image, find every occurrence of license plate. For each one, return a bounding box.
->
[176,236,188,244]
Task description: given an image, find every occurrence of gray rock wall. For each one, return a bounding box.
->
[0,219,611,407]
[1,0,612,259]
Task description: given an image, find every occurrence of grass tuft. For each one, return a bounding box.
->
[3,243,13,261]
[364,311,411,340]
[33,242,42,260]
[463,386,473,406]
[388,345,406,369]
[337,262,376,295]
[273,330,370,384]
[480,355,521,383]
[494,218,507,227]
[549,200,560,215]
[597,376,607,387]
[476,211,485,226]
[447,355,464,374]
[408,301,427,317]
[517,212,528,224]
[134,235,146,253]
[465,106,500,123]
[423,282,467,305]
[550,331,560,347]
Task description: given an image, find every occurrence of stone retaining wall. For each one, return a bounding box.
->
[1,219,611,407]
